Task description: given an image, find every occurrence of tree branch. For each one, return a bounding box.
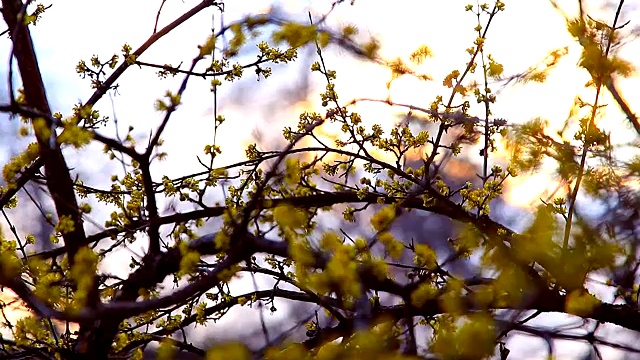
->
[606,79,640,135]
[2,0,87,265]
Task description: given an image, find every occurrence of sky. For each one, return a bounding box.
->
[1,0,640,358]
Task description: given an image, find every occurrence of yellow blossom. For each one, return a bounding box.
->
[206,342,250,360]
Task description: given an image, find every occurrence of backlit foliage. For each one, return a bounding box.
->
[0,1,639,360]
